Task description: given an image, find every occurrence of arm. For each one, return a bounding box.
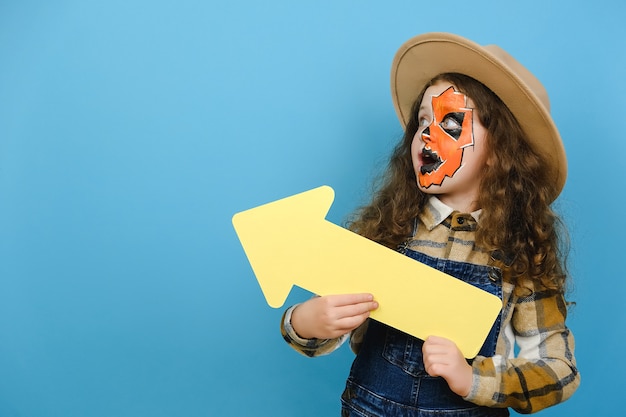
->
[280,294,378,357]
[466,288,580,413]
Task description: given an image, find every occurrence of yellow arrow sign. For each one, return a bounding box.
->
[232,185,502,358]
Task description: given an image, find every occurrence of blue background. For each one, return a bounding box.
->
[0,1,623,416]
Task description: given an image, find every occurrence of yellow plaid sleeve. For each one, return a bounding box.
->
[466,287,580,413]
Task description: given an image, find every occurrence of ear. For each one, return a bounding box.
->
[483,135,495,167]
[485,154,494,167]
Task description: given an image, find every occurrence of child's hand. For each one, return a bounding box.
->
[290,294,378,340]
[422,336,473,397]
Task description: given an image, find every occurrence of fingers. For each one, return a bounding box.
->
[292,294,378,340]
[315,295,377,332]
[315,293,377,315]
[424,335,455,348]
[422,336,473,397]
[324,294,378,324]
[422,336,456,373]
[324,293,377,308]
[337,298,378,317]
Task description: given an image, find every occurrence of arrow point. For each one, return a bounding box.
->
[232,186,337,309]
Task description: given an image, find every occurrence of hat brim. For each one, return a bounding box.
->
[390,32,566,199]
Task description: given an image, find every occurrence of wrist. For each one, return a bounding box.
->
[290,304,316,340]
[459,364,474,397]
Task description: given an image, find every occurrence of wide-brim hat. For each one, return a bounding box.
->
[390,32,566,200]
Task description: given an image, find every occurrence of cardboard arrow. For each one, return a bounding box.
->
[232,185,502,358]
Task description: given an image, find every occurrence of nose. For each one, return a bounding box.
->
[421,126,431,143]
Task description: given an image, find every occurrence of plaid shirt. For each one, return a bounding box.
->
[281,197,580,413]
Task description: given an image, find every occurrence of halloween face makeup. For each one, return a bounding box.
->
[417,86,474,187]
[412,81,489,211]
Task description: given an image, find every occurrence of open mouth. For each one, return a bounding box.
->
[420,148,443,174]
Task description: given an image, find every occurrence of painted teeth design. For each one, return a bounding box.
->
[420,148,443,174]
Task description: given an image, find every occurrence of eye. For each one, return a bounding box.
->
[418,115,431,128]
[440,114,462,130]
[439,112,466,140]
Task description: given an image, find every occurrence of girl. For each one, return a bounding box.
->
[281,33,580,416]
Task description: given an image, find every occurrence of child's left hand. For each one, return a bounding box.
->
[422,336,473,397]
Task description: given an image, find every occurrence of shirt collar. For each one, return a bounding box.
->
[419,196,482,231]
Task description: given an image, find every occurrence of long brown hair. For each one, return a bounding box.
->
[348,73,568,292]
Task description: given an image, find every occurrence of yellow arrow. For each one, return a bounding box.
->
[232,185,502,358]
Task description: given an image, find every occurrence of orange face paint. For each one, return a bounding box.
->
[419,87,474,188]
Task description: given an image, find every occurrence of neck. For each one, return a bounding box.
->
[437,195,480,213]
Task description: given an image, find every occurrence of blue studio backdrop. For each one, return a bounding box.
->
[1,1,624,416]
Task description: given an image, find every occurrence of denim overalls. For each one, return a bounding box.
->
[341,248,508,417]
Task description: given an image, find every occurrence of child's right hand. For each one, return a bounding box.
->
[290,294,378,340]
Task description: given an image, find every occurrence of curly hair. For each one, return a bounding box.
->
[348,73,568,292]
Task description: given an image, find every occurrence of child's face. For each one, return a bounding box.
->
[412,81,489,211]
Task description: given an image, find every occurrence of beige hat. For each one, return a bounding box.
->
[390,32,567,199]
